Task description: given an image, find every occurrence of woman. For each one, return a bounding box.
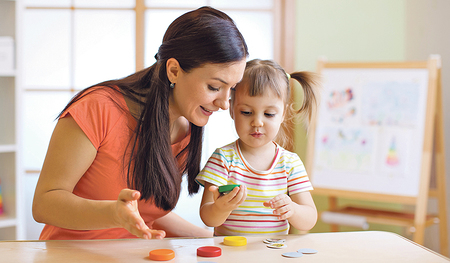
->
[32,6,248,240]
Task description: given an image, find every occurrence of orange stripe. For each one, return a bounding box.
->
[236,142,254,172]
[287,174,308,183]
[236,141,280,176]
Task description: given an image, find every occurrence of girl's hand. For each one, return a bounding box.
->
[114,189,166,239]
[264,194,295,220]
[209,185,247,212]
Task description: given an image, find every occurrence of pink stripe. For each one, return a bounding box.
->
[226,219,280,223]
[231,177,288,187]
[223,222,288,229]
[206,166,229,177]
[289,185,312,192]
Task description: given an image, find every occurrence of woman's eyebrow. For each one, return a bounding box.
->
[212,77,228,85]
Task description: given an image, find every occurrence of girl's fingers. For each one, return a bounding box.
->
[276,210,293,220]
[209,185,220,201]
[273,203,296,220]
[238,185,247,203]
[209,185,219,192]
[274,204,289,214]
[269,194,291,209]
[213,185,247,211]
[220,186,240,202]
[229,185,246,204]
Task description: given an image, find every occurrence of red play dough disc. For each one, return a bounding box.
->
[197,246,222,257]
[149,249,175,261]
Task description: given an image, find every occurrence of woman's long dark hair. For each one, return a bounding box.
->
[59,6,248,211]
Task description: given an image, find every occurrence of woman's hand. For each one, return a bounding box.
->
[114,189,166,239]
[264,194,295,220]
[209,185,247,212]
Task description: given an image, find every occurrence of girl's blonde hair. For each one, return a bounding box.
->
[232,59,320,149]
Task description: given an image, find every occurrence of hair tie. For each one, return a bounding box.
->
[286,72,291,80]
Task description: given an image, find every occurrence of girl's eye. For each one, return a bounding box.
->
[265,113,276,117]
[240,111,251,116]
[208,85,219,91]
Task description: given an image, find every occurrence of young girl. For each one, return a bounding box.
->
[196,59,320,236]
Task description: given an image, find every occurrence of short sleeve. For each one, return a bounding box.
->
[60,88,125,150]
[287,153,313,195]
[196,148,230,187]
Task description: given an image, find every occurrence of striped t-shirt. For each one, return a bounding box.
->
[196,140,313,236]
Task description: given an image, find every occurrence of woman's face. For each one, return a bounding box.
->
[169,59,246,127]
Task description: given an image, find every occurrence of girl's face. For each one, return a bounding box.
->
[169,59,246,127]
[230,82,285,150]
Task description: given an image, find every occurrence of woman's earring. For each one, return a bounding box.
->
[170,83,175,89]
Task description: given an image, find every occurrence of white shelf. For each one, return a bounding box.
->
[0,216,16,228]
[0,70,15,77]
[0,0,23,241]
[0,144,16,153]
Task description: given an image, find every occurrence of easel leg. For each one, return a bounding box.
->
[413,195,427,245]
[436,152,449,256]
[412,56,441,249]
[434,69,449,256]
[329,196,339,232]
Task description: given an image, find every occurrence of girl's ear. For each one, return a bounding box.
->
[166,58,181,83]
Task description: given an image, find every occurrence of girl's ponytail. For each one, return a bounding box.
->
[289,71,321,125]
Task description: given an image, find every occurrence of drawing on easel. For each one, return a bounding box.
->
[325,87,357,123]
[311,68,429,196]
[386,136,399,166]
[307,57,448,255]
[361,80,421,126]
[377,128,412,178]
[315,126,374,173]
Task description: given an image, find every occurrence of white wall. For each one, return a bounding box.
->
[294,0,450,254]
[405,0,450,254]
[294,0,406,161]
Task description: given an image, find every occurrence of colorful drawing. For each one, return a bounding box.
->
[315,127,375,173]
[361,81,420,127]
[327,88,354,109]
[313,68,429,196]
[386,137,399,166]
[378,129,413,178]
[324,87,357,123]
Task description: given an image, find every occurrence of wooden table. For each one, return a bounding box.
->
[1,231,448,262]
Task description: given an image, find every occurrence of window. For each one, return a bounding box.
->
[19,0,294,238]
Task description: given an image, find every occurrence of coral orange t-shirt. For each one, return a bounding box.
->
[39,87,190,240]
